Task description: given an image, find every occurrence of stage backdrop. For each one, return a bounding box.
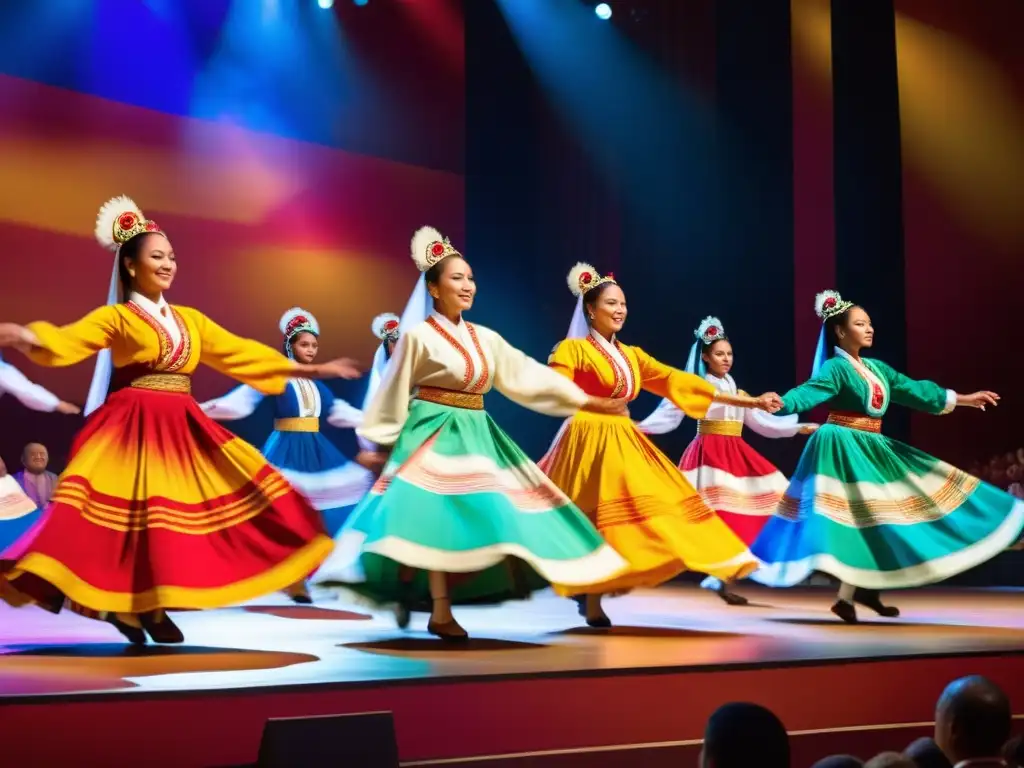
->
[0,0,465,470]
[894,0,1023,464]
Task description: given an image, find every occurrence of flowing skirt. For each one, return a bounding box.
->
[0,386,334,616]
[0,475,39,555]
[539,411,760,594]
[680,433,789,547]
[750,423,1024,589]
[312,399,626,607]
[263,429,372,536]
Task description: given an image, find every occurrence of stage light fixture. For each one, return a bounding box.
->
[595,3,612,20]
[354,0,369,5]
[317,0,334,8]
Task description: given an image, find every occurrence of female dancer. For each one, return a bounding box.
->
[751,290,1023,622]
[313,227,628,641]
[540,264,779,627]
[357,312,401,454]
[0,195,360,644]
[200,307,371,602]
[637,316,816,604]
[0,353,80,550]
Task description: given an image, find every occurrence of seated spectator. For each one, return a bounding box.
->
[14,442,58,508]
[812,756,863,768]
[1002,735,1023,768]
[700,702,789,768]
[905,737,952,768]
[1006,464,1023,500]
[935,676,1011,767]
[864,752,915,768]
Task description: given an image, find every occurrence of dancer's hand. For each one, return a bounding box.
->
[307,357,363,380]
[356,450,389,473]
[55,401,81,415]
[756,392,783,413]
[0,323,35,349]
[799,423,819,435]
[584,396,629,417]
[958,391,1000,411]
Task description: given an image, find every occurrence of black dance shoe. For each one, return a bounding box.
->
[830,600,858,624]
[853,588,899,617]
[140,612,185,644]
[107,615,147,646]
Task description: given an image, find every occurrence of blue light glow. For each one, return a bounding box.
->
[318,0,334,9]
[595,3,612,20]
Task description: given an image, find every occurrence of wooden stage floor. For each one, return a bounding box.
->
[1,584,1024,697]
[1,585,1023,767]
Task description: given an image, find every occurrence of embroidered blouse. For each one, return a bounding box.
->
[201,379,362,429]
[638,372,802,437]
[357,312,588,447]
[779,348,957,417]
[548,328,717,419]
[24,299,296,395]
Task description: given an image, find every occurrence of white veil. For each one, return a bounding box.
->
[356,273,432,452]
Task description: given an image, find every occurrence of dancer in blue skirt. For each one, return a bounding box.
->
[201,307,371,602]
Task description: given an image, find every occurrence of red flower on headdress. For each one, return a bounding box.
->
[383,320,399,333]
[145,220,160,232]
[286,316,308,335]
[431,242,445,257]
[580,272,593,285]
[606,272,614,280]
[823,297,837,310]
[706,325,719,338]
[118,212,137,230]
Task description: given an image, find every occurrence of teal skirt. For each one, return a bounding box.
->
[751,423,1024,589]
[312,399,625,607]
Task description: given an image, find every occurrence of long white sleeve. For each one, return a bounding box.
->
[743,407,802,438]
[356,333,421,448]
[0,360,60,412]
[199,384,264,420]
[635,397,684,435]
[488,332,587,417]
[327,398,363,429]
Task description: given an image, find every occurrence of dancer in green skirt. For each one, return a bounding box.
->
[751,290,1023,623]
[313,226,628,640]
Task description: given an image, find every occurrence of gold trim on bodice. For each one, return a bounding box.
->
[585,335,634,400]
[426,317,490,393]
[124,301,192,373]
[293,378,318,417]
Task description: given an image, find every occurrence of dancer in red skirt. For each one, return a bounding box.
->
[637,316,816,604]
[0,195,360,644]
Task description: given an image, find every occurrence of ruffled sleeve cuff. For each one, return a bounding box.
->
[940,389,957,415]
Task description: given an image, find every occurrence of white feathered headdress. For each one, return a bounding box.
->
[814,289,853,322]
[84,195,164,418]
[94,195,162,252]
[371,312,401,342]
[567,262,616,297]
[410,225,461,272]
[279,307,320,340]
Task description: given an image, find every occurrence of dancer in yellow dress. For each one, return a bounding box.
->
[539,263,780,626]
[0,195,359,644]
